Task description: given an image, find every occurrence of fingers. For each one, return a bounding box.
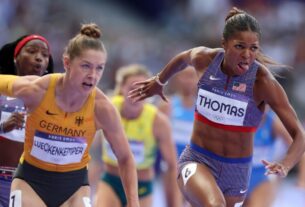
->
[132,80,150,86]
[127,85,147,102]
[6,112,25,130]
[261,159,271,166]
[127,77,167,103]
[159,93,168,102]
[128,86,145,98]
[128,85,145,98]
[262,160,289,178]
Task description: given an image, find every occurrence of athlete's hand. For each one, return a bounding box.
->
[128,76,168,103]
[262,159,289,178]
[2,112,25,132]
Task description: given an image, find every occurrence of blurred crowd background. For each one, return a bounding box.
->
[1,0,305,120]
[0,0,304,115]
[1,0,305,206]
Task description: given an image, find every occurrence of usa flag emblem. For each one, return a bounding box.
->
[232,81,246,92]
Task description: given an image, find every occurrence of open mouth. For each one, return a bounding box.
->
[237,62,249,72]
[82,82,93,88]
[31,64,43,75]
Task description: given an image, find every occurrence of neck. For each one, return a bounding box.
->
[56,76,88,112]
[221,59,234,77]
[121,101,143,120]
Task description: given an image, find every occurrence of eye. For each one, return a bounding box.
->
[234,44,244,49]
[42,52,49,58]
[97,65,105,71]
[27,48,36,54]
[250,46,259,52]
[81,64,91,69]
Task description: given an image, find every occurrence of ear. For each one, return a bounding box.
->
[221,38,226,49]
[62,55,70,72]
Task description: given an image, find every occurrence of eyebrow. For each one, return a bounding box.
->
[81,60,105,66]
[25,45,49,50]
[234,41,259,45]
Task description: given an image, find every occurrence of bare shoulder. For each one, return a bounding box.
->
[94,89,118,129]
[34,74,53,90]
[190,46,218,58]
[255,63,276,85]
[254,63,281,104]
[94,89,115,112]
[190,47,222,73]
[18,74,52,108]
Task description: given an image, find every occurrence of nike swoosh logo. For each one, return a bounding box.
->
[209,75,221,81]
[6,97,17,100]
[240,189,247,194]
[46,110,58,115]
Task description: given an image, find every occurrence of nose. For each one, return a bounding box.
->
[35,53,43,62]
[87,68,98,80]
[242,49,251,59]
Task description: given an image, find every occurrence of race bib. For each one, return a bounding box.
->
[30,130,87,165]
[0,99,26,142]
[196,89,248,126]
[105,139,145,164]
[129,140,145,164]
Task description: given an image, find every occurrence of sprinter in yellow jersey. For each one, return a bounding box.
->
[0,24,139,207]
[92,64,181,207]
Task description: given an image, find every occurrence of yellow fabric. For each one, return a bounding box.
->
[0,75,18,97]
[102,95,158,169]
[21,73,96,172]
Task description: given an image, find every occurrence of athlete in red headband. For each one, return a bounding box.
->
[0,34,53,207]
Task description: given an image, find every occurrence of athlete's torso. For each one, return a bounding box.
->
[191,49,263,157]
[195,50,263,132]
[21,73,96,172]
[103,96,158,170]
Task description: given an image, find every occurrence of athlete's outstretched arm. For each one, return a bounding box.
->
[128,47,216,103]
[255,67,305,177]
[0,74,46,109]
[95,92,140,207]
[154,111,181,207]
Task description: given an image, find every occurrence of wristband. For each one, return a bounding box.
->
[155,73,168,86]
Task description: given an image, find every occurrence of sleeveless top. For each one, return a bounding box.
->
[21,73,96,172]
[195,50,263,132]
[102,95,158,170]
[0,96,26,142]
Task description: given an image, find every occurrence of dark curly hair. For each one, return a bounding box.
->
[0,35,54,75]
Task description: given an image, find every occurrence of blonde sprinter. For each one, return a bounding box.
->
[93,64,180,207]
[0,23,139,207]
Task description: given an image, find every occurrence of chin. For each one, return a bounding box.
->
[81,86,94,93]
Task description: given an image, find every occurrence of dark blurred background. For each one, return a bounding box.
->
[1,0,305,119]
[1,1,305,206]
